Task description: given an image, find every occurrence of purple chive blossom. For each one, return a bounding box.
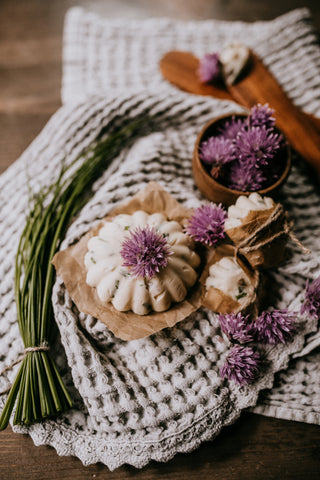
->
[253,309,297,344]
[220,345,260,385]
[197,53,221,83]
[199,105,285,191]
[199,136,234,165]
[199,136,234,178]
[218,116,245,140]
[219,312,254,344]
[120,226,172,278]
[248,104,276,129]
[234,126,283,166]
[227,159,266,191]
[186,203,226,246]
[301,277,320,318]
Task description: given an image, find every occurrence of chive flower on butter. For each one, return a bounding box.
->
[197,53,221,84]
[300,277,320,318]
[220,345,260,385]
[219,312,254,344]
[186,203,226,246]
[253,309,296,344]
[120,226,172,279]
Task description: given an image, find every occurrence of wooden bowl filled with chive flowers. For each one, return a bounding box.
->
[192,105,291,206]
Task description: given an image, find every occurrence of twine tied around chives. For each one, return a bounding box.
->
[0,344,50,396]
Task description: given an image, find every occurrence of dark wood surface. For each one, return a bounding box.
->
[1,1,320,479]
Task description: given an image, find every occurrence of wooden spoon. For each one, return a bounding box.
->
[160,50,320,181]
[159,51,231,100]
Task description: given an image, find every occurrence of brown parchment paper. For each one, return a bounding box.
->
[225,206,288,268]
[201,244,260,316]
[53,182,203,341]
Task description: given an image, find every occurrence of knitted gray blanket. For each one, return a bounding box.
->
[0,7,319,469]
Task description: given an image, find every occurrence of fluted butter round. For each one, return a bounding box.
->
[84,211,200,315]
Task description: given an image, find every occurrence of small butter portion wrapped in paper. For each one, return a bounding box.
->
[224,193,289,268]
[202,244,260,315]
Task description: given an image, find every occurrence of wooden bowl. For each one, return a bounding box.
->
[192,113,291,206]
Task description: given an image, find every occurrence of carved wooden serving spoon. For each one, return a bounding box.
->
[160,50,320,181]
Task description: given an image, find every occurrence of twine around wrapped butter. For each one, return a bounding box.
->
[226,202,311,269]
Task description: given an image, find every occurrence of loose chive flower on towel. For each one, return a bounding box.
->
[253,309,297,344]
[219,312,254,344]
[220,345,260,385]
[301,277,320,319]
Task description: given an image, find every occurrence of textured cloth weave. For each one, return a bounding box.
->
[61,6,320,424]
[0,7,320,469]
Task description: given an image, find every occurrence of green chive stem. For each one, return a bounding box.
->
[0,118,145,430]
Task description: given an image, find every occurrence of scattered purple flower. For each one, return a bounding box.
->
[219,312,254,343]
[300,277,320,318]
[248,103,276,129]
[186,203,226,246]
[226,159,266,191]
[120,226,172,278]
[220,345,260,385]
[254,309,296,344]
[197,53,221,83]
[234,126,283,165]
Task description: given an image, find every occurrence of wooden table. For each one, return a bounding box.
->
[1,1,320,478]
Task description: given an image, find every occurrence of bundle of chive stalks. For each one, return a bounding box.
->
[0,119,144,430]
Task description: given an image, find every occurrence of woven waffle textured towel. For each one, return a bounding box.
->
[0,8,319,469]
[61,6,320,426]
